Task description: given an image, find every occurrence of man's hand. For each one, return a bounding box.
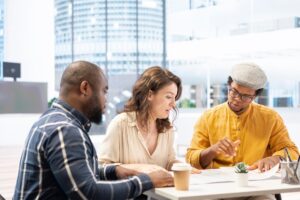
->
[200,137,240,168]
[115,165,139,179]
[211,137,240,157]
[248,156,280,172]
[116,164,174,187]
[147,170,174,188]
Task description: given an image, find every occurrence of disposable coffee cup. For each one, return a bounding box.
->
[171,163,192,191]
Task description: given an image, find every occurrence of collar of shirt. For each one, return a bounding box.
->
[125,111,169,134]
[52,99,92,132]
[226,101,253,118]
[126,111,138,127]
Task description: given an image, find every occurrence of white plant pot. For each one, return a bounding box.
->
[236,173,248,187]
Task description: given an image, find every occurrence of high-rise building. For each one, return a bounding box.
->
[0,0,4,78]
[54,0,166,89]
[54,0,166,133]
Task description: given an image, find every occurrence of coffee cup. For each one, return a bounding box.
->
[171,163,192,190]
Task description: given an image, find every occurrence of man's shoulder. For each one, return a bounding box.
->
[252,103,278,115]
[203,103,227,116]
[251,103,281,119]
[41,108,71,122]
[36,109,80,133]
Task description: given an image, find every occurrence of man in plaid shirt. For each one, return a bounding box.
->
[13,61,173,200]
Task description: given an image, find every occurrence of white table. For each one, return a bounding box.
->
[145,174,300,200]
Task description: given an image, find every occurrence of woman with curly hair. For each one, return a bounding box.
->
[99,66,182,172]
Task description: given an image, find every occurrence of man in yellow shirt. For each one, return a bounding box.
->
[186,62,299,172]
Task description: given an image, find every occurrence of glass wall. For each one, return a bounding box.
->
[54,0,166,133]
[55,0,165,79]
[168,0,300,108]
[54,0,300,133]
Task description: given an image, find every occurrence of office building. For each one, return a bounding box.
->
[54,0,166,131]
[54,0,166,89]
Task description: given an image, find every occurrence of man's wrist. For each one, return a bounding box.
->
[272,155,281,163]
[199,147,216,169]
[208,145,218,158]
[103,162,122,167]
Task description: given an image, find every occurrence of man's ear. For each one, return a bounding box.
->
[79,80,90,97]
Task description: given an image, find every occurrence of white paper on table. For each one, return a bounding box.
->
[248,163,280,180]
[191,164,280,185]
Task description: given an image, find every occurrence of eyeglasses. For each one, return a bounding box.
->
[228,87,255,102]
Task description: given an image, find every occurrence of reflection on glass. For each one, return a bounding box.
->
[168,0,300,109]
[54,0,166,134]
[53,0,300,134]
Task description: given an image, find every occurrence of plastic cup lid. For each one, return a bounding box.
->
[171,163,192,171]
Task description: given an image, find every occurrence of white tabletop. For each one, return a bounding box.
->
[145,172,300,200]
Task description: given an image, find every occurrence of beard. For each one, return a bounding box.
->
[89,106,103,124]
[86,94,103,124]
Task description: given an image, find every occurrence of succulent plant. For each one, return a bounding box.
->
[235,162,248,173]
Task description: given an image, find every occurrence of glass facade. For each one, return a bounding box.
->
[55,0,166,132]
[55,0,165,88]
[168,0,300,108]
[54,0,300,134]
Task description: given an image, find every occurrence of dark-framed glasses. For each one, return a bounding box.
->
[228,87,255,102]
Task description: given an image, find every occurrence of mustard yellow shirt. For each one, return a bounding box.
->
[99,112,176,170]
[186,102,299,169]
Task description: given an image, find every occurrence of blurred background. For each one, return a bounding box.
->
[1,0,300,198]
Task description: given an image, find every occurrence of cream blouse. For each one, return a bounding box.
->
[99,112,177,169]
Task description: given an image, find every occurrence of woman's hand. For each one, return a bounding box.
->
[120,163,168,173]
[191,167,201,174]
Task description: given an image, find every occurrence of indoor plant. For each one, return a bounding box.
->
[235,162,249,186]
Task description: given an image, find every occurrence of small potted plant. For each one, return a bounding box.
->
[235,162,249,186]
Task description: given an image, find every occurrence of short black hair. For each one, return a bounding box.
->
[60,61,102,97]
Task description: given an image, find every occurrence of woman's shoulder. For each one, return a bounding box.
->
[111,112,136,124]
[162,126,175,136]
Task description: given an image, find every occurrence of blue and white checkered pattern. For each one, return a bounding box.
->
[13,99,153,200]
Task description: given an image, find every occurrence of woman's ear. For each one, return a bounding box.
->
[147,90,154,101]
